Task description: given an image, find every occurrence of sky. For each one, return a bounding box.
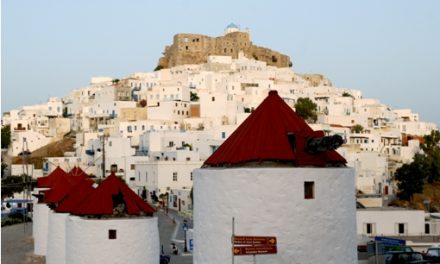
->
[2,0,440,126]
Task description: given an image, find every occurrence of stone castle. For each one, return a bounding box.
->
[157,23,292,69]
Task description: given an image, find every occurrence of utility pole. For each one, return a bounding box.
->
[183,219,188,253]
[101,134,106,178]
[20,138,31,232]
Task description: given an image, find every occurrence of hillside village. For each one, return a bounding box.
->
[2,24,439,252]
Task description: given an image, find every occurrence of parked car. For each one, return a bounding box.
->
[424,247,440,263]
[385,246,415,253]
[8,207,32,221]
[384,251,430,264]
[160,254,170,264]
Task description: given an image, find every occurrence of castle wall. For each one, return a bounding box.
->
[159,31,291,69]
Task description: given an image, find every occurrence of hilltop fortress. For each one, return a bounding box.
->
[157,23,292,69]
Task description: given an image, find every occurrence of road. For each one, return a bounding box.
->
[158,209,193,264]
[1,222,42,264]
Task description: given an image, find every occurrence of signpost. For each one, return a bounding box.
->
[233,245,277,255]
[231,217,278,264]
[233,236,277,246]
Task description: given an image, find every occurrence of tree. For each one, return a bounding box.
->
[394,130,440,200]
[1,175,35,199]
[394,155,426,200]
[1,125,11,149]
[154,65,163,71]
[190,91,199,102]
[294,97,317,123]
[420,130,440,183]
[351,124,364,133]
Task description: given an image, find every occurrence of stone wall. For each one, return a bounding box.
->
[158,31,292,69]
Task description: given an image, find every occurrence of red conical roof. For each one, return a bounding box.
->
[55,178,95,213]
[68,166,89,185]
[71,173,155,216]
[204,90,346,167]
[41,167,91,204]
[37,167,69,188]
[68,166,88,178]
[43,176,73,203]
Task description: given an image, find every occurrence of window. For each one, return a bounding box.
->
[397,223,406,235]
[138,172,140,181]
[190,172,193,181]
[108,229,117,239]
[129,177,135,181]
[127,126,132,132]
[173,172,178,181]
[427,249,440,257]
[108,141,112,147]
[365,223,375,235]
[212,97,215,102]
[110,164,118,173]
[425,223,430,234]
[221,132,226,139]
[145,172,148,182]
[304,181,315,199]
[130,164,135,170]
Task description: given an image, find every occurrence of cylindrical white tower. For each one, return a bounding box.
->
[33,202,50,256]
[46,211,69,264]
[194,167,356,264]
[193,91,357,264]
[66,216,160,264]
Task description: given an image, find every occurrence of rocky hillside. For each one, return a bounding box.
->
[12,137,75,169]
[390,182,440,212]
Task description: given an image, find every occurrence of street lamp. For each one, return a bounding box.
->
[183,220,188,253]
